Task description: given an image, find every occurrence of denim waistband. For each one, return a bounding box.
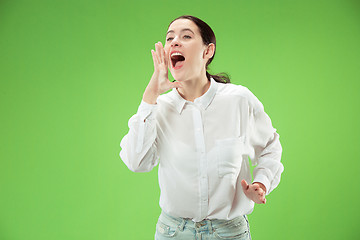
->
[159,210,247,231]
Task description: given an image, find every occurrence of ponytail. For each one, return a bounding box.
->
[206,71,231,84]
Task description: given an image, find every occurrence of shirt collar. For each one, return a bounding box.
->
[171,77,218,114]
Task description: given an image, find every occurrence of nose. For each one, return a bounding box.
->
[171,36,181,47]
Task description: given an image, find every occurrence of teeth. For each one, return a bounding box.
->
[171,52,183,57]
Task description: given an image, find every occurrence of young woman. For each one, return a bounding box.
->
[120,15,284,240]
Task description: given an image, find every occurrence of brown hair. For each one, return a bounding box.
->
[168,15,231,84]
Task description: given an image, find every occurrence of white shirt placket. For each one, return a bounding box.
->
[192,103,208,220]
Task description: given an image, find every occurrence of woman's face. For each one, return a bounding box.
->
[164,19,210,81]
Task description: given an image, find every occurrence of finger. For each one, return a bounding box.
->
[258,188,264,195]
[241,180,249,191]
[155,43,161,64]
[157,42,164,64]
[159,42,165,64]
[170,81,182,89]
[164,47,169,68]
[153,44,159,65]
[251,183,259,191]
[151,50,157,69]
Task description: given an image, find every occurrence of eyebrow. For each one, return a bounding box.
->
[166,28,195,36]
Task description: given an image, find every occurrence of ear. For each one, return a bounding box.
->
[203,43,215,60]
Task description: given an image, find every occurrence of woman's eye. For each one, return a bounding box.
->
[166,35,191,41]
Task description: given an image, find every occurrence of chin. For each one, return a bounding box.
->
[173,76,188,82]
[171,71,193,81]
[170,72,184,81]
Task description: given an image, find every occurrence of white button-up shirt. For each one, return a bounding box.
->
[119,77,284,222]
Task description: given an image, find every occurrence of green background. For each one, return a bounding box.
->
[1,0,359,239]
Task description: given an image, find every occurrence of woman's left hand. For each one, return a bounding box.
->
[241,180,267,204]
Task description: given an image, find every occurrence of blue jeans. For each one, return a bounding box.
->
[155,211,251,240]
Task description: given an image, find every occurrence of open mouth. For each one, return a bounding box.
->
[171,54,186,69]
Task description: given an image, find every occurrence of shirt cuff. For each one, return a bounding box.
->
[252,174,271,196]
[137,100,158,121]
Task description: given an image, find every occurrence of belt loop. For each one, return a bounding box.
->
[208,219,213,234]
[178,219,186,232]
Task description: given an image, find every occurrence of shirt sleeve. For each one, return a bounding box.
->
[247,93,284,195]
[119,100,159,172]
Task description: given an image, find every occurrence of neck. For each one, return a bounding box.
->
[177,72,210,102]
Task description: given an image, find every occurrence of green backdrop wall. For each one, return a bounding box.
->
[1,0,359,239]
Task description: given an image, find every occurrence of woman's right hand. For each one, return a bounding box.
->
[143,42,182,104]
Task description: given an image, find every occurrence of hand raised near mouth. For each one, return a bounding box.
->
[143,42,182,105]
